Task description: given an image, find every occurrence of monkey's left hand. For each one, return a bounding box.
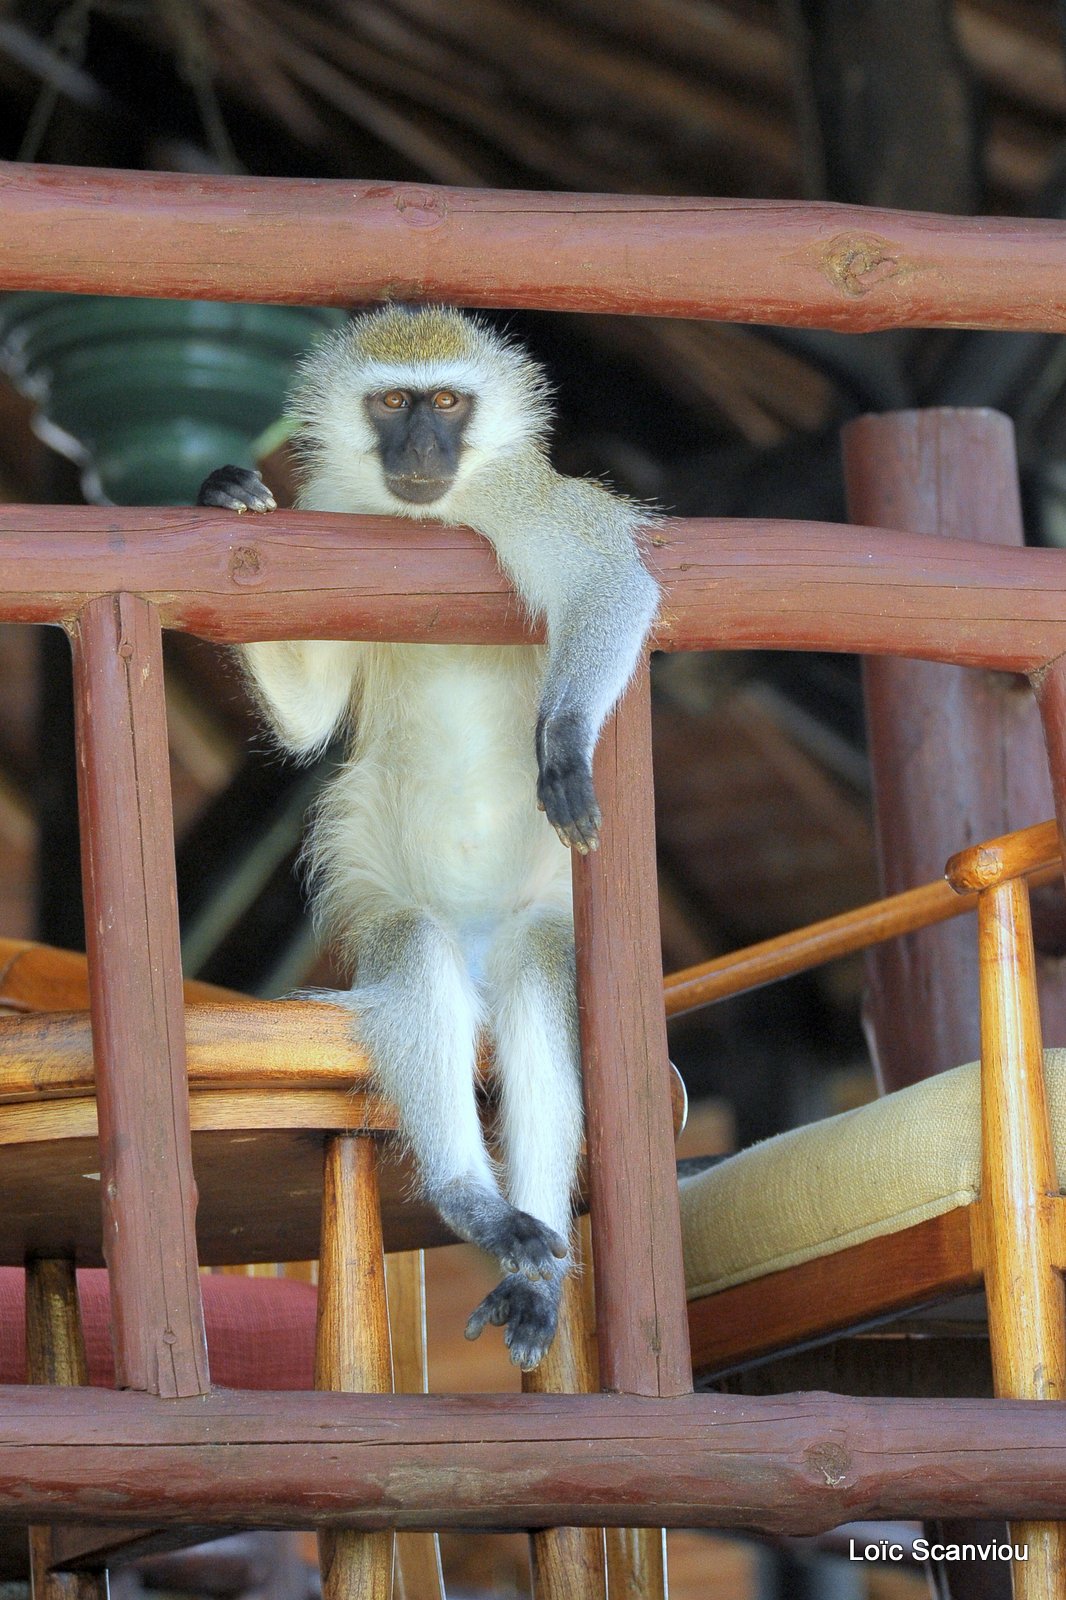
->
[535,711,601,854]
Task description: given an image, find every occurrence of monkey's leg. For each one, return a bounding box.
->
[350,912,568,1281]
[466,911,582,1369]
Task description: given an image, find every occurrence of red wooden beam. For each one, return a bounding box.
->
[0,1387,1061,1533]
[0,508,1064,671]
[3,163,1066,331]
[69,595,209,1398]
[574,663,691,1397]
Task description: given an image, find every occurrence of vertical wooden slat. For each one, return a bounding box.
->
[573,657,691,1397]
[606,1530,668,1600]
[26,1258,104,1600]
[976,880,1066,1599]
[524,1252,608,1600]
[69,593,208,1398]
[385,1251,444,1600]
[316,1134,393,1600]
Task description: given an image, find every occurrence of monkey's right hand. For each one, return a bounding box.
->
[197,465,277,513]
[535,710,601,855]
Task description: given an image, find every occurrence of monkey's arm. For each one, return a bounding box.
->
[197,466,365,758]
[475,461,659,850]
[241,639,363,759]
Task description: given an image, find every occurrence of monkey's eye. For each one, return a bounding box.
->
[433,390,459,410]
[382,391,408,409]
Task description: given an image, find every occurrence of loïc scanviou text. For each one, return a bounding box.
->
[850,1539,1027,1563]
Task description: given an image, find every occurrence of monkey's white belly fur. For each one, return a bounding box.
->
[313,642,572,941]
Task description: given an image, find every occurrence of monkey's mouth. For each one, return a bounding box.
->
[386,475,454,505]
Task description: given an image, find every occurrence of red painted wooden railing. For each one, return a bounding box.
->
[0,162,1062,1530]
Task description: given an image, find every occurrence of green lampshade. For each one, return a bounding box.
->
[0,294,347,505]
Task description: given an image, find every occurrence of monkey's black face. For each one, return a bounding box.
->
[365,388,475,505]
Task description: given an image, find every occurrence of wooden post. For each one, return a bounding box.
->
[68,593,208,1398]
[26,1259,104,1600]
[572,658,691,1399]
[315,1134,393,1600]
[842,407,1066,1091]
[973,877,1066,1598]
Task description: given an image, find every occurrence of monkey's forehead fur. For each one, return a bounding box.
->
[290,306,554,450]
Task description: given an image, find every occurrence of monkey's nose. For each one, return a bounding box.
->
[411,438,437,468]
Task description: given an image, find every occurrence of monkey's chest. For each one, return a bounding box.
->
[342,653,566,913]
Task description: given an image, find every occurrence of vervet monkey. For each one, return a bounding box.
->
[198,305,658,1367]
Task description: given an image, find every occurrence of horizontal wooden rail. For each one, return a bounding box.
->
[0,1002,369,1099]
[0,1388,1061,1533]
[5,164,1066,332]
[664,839,1063,1017]
[2,508,1066,671]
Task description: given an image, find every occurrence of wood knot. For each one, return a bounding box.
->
[395,188,449,228]
[823,234,901,298]
[229,544,263,585]
[804,1441,852,1488]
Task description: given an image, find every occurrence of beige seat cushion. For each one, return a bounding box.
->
[680,1048,1066,1299]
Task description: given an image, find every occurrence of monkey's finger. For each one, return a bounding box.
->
[197,466,276,512]
[551,811,600,855]
[539,765,601,853]
[465,1290,511,1340]
[200,492,249,513]
[569,806,602,854]
[198,489,276,512]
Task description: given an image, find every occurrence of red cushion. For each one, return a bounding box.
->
[0,1268,316,1389]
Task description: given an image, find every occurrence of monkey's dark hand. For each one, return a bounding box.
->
[464,1271,562,1371]
[536,710,601,854]
[197,465,277,513]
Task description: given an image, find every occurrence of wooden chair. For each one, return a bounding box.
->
[665,412,1062,1600]
[0,936,624,1600]
[672,821,1066,1598]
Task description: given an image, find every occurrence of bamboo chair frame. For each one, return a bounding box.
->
[671,821,1066,1368]
[672,820,1066,1597]
[0,159,1063,1599]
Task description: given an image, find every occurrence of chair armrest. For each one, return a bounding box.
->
[664,818,1062,1020]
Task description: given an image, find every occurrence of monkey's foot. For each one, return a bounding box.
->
[492,1208,569,1279]
[464,1272,561,1370]
[197,465,277,513]
[535,712,601,854]
[431,1182,568,1280]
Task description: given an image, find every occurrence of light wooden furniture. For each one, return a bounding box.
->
[0,938,614,1600]
[673,817,1066,1598]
